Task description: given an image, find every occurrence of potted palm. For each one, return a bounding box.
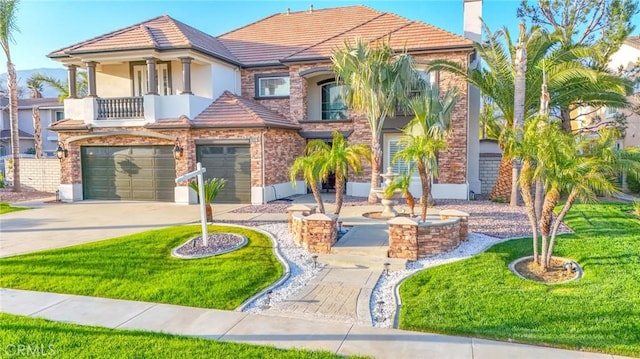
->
[189,178,226,222]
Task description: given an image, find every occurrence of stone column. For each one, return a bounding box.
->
[145,57,158,95]
[84,61,98,97]
[179,57,193,95]
[387,217,419,260]
[303,213,337,254]
[66,64,77,99]
[287,204,316,232]
[439,209,470,241]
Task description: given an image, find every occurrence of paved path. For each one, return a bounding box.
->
[2,288,628,359]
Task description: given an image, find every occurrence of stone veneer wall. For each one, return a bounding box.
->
[288,206,337,254]
[479,153,501,195]
[439,209,469,241]
[387,213,469,260]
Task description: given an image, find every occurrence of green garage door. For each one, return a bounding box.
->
[82,146,176,202]
[196,145,251,203]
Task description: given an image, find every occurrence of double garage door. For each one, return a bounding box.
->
[81,144,251,203]
[82,146,176,202]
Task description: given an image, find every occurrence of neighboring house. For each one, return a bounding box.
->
[0,97,64,157]
[572,36,640,149]
[48,3,482,204]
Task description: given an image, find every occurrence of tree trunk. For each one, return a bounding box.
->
[405,191,415,217]
[560,108,572,133]
[205,203,213,223]
[310,183,325,214]
[368,139,382,204]
[539,189,560,271]
[511,23,527,207]
[32,107,42,159]
[7,61,20,191]
[333,172,345,215]
[417,161,429,222]
[510,159,522,206]
[490,157,512,201]
[546,191,577,267]
[520,160,539,264]
[534,180,543,221]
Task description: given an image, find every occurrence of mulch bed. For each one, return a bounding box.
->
[0,188,54,203]
[172,233,246,259]
[514,257,579,283]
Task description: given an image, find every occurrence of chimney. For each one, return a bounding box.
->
[463,0,482,43]
[286,7,290,15]
[309,4,314,13]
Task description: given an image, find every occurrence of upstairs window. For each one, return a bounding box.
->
[320,80,348,121]
[54,110,64,121]
[255,73,290,98]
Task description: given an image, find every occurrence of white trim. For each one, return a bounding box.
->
[174,186,197,204]
[346,181,370,197]
[251,181,304,204]
[58,184,83,202]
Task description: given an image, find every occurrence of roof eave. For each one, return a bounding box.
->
[192,123,299,130]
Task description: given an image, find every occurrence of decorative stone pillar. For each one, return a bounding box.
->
[66,64,77,99]
[440,209,470,241]
[387,217,419,260]
[303,213,337,254]
[287,204,316,232]
[84,61,98,97]
[179,57,193,95]
[145,57,158,95]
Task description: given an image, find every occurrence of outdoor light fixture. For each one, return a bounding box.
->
[173,140,183,160]
[376,300,385,322]
[338,220,343,233]
[312,255,318,269]
[56,142,68,159]
[384,262,390,277]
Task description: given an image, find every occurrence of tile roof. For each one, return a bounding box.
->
[48,119,90,131]
[193,91,299,129]
[48,15,239,64]
[219,5,473,66]
[0,129,33,139]
[18,98,62,109]
[624,36,640,49]
[145,115,194,129]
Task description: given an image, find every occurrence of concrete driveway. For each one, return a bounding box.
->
[0,200,244,258]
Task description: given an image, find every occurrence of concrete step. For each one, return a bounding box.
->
[316,253,407,271]
[331,244,389,257]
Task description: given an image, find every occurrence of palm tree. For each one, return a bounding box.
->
[306,131,371,215]
[393,85,459,222]
[384,170,416,217]
[26,74,43,98]
[331,38,417,203]
[429,23,629,202]
[31,71,88,101]
[0,0,20,191]
[290,154,326,214]
[188,178,226,222]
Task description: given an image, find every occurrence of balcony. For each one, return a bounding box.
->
[97,97,144,119]
[64,94,213,127]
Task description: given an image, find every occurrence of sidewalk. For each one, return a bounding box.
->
[1,288,624,359]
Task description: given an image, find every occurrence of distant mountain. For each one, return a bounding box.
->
[0,68,67,98]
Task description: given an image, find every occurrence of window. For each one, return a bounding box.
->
[321,81,348,120]
[255,73,290,98]
[130,62,172,96]
[54,110,64,121]
[385,134,417,177]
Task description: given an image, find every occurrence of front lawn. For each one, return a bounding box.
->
[0,225,281,310]
[0,202,28,214]
[398,203,640,357]
[0,314,364,359]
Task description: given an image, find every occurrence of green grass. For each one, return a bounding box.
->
[0,225,282,310]
[0,313,365,359]
[398,203,640,357]
[0,202,28,214]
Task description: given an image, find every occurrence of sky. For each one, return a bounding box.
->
[10,0,640,71]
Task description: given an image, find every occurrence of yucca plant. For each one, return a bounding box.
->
[189,178,226,222]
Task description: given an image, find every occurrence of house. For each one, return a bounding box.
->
[0,97,64,157]
[572,36,640,149]
[48,3,482,204]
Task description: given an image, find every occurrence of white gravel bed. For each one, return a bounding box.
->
[241,223,324,313]
[370,232,508,328]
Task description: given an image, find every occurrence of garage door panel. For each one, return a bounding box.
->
[82,146,175,202]
[197,145,251,204]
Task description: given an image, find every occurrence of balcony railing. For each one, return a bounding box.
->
[97,97,144,119]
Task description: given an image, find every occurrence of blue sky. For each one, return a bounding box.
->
[11,0,640,71]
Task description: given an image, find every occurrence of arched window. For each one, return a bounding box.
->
[320,81,348,121]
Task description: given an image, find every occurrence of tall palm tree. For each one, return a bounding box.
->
[289,154,326,214]
[306,131,371,215]
[429,22,629,202]
[331,38,417,203]
[393,85,459,222]
[26,74,43,98]
[0,0,20,191]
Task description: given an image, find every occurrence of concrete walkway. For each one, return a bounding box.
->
[2,288,628,359]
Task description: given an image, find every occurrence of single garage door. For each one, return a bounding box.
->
[196,144,251,203]
[82,146,176,201]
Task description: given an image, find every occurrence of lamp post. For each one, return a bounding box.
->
[56,142,67,160]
